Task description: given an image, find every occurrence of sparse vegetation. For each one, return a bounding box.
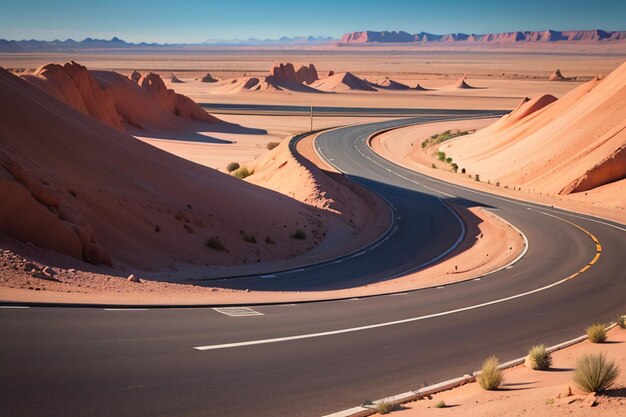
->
[205,237,225,251]
[618,315,626,329]
[233,166,253,179]
[292,229,307,240]
[226,162,240,172]
[573,352,620,393]
[421,129,473,149]
[478,356,503,390]
[451,163,459,173]
[265,236,276,245]
[586,323,607,343]
[434,400,447,408]
[266,141,280,150]
[526,344,552,370]
[375,401,400,414]
[437,151,447,162]
[431,163,437,169]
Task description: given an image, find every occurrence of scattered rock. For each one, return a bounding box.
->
[43,266,56,276]
[127,274,141,283]
[23,262,39,272]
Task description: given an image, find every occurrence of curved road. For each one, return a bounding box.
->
[1,113,624,417]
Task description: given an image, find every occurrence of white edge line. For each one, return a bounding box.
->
[194,272,572,351]
[0,306,30,309]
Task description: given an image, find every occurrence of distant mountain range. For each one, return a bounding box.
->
[2,30,625,53]
[0,36,336,52]
[201,36,336,46]
[339,30,626,44]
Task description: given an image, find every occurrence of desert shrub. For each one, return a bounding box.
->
[573,352,620,393]
[292,229,306,240]
[266,141,280,150]
[478,356,503,390]
[617,315,626,329]
[434,400,447,408]
[451,163,458,173]
[233,167,253,179]
[445,157,452,164]
[526,344,552,370]
[205,237,225,251]
[474,174,480,182]
[437,151,446,161]
[375,401,399,414]
[265,236,276,245]
[431,163,437,169]
[226,162,240,172]
[586,323,607,343]
[421,140,429,149]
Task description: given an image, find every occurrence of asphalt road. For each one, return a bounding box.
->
[1,112,624,417]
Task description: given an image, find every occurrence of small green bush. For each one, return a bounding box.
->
[573,352,620,393]
[266,141,280,150]
[586,324,607,343]
[233,167,253,179]
[445,157,452,164]
[478,356,503,390]
[526,344,552,370]
[434,400,447,408]
[437,151,446,161]
[226,162,240,172]
[205,237,225,251]
[375,401,399,414]
[292,229,306,240]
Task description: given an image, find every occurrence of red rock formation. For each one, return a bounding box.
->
[296,64,319,85]
[22,62,223,132]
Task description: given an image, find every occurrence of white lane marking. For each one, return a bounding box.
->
[104,308,149,311]
[194,267,575,350]
[333,259,343,264]
[213,307,264,317]
[259,274,277,279]
[386,292,408,297]
[0,306,30,309]
[436,286,445,289]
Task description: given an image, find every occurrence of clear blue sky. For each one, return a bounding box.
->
[1,0,625,42]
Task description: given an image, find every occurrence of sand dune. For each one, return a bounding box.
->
[0,67,338,269]
[548,68,570,81]
[197,72,218,82]
[454,74,476,89]
[441,61,626,198]
[371,77,410,90]
[312,72,377,91]
[22,62,224,133]
[170,74,184,83]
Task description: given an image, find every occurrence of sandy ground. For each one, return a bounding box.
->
[0,199,523,305]
[376,326,626,416]
[1,50,623,81]
[371,120,626,224]
[137,114,399,170]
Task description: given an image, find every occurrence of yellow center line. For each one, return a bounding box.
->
[531,209,602,279]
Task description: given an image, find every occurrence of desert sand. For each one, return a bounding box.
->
[0,66,358,272]
[439,61,626,203]
[372,119,625,224]
[372,326,626,417]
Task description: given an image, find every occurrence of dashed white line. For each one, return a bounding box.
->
[259,274,278,279]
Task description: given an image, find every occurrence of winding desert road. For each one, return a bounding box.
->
[1,111,624,417]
